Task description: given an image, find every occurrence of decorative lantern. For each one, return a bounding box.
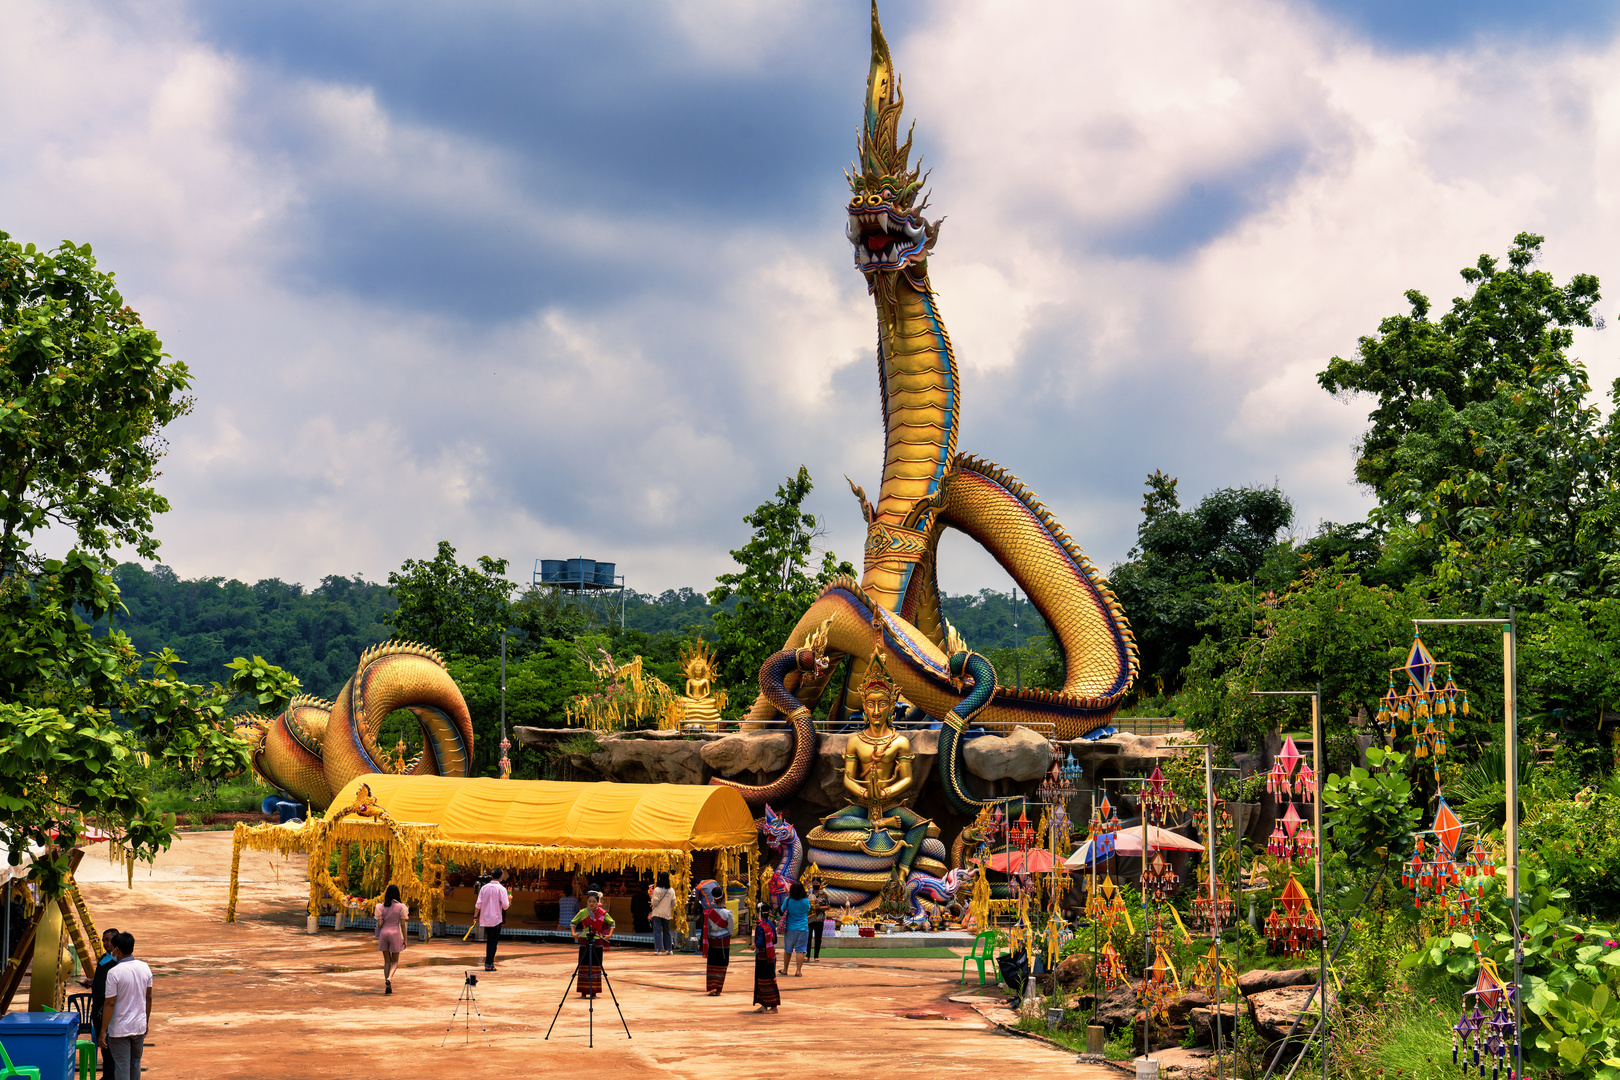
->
[1095,941,1128,987]
[1060,751,1084,786]
[1008,810,1036,851]
[1141,851,1179,901]
[1140,766,1179,824]
[1454,957,1517,1076]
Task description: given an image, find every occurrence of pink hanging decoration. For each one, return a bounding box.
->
[1267,822,1289,858]
[1294,760,1316,802]
[1266,760,1293,803]
[1293,823,1317,859]
[1277,736,1303,776]
[1280,801,1304,838]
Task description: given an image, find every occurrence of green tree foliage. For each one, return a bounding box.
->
[1322,747,1421,905]
[1175,560,1503,757]
[707,467,855,688]
[111,563,397,701]
[0,233,298,893]
[386,541,518,658]
[620,587,733,636]
[1320,232,1617,607]
[0,235,193,569]
[1108,470,1295,687]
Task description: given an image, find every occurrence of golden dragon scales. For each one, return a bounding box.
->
[236,641,475,812]
[714,4,1137,812]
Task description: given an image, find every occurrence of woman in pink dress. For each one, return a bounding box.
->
[374,884,408,994]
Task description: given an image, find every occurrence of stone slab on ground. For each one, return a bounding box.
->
[40,833,1118,1080]
[1248,983,1335,1044]
[1137,1047,1214,1076]
[1189,1003,1240,1046]
[1237,966,1318,995]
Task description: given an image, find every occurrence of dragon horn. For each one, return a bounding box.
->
[862,2,914,184]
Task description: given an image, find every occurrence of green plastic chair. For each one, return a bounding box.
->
[959,930,997,986]
[75,1040,95,1080]
[0,1037,42,1080]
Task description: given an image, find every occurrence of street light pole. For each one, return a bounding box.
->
[1412,612,1520,1079]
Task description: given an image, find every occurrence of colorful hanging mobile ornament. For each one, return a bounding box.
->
[1008,809,1036,851]
[1453,956,1518,1078]
[1087,874,1133,935]
[1295,758,1317,802]
[1140,766,1179,824]
[1267,820,1291,859]
[1138,935,1184,1021]
[1266,759,1293,803]
[1094,941,1128,987]
[1190,870,1237,932]
[1191,942,1237,1001]
[1376,631,1469,780]
[1265,874,1323,957]
[1141,850,1179,901]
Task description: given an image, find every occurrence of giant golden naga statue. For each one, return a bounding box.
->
[237,642,475,812]
[713,4,1137,812]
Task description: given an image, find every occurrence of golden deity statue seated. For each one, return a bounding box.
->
[816,647,932,871]
[674,637,725,730]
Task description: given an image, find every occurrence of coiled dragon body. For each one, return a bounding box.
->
[238,641,475,812]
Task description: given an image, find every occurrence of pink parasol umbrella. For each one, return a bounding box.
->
[1064,826,1204,868]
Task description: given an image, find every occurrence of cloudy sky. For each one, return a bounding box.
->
[5,0,1620,595]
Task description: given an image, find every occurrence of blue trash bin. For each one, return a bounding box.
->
[0,1013,80,1080]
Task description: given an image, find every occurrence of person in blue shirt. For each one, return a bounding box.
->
[779,883,811,977]
[88,927,119,1080]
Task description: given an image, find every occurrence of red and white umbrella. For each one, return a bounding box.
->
[980,849,1061,874]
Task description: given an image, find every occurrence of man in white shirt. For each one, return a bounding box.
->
[474,868,510,971]
[99,932,152,1080]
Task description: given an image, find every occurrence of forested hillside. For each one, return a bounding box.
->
[111,563,398,701]
[107,563,1050,719]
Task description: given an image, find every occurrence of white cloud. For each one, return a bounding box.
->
[3,0,1620,600]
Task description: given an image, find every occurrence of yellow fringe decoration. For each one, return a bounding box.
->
[228,805,751,941]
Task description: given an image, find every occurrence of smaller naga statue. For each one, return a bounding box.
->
[805,644,949,907]
[672,636,726,730]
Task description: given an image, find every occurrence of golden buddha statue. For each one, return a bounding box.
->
[813,646,933,874]
[674,637,726,730]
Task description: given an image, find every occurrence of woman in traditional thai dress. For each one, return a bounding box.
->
[570,888,615,997]
[374,884,407,995]
[698,880,733,995]
[751,903,780,1013]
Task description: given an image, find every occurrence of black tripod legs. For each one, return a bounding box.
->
[601,970,632,1040]
[544,970,579,1041]
[545,967,631,1046]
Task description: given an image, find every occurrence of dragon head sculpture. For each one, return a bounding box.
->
[846,2,940,287]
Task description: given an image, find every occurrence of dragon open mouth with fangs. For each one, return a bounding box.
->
[847,200,930,272]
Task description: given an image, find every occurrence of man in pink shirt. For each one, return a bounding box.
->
[475,869,510,971]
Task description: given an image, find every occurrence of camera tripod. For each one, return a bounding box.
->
[545,938,631,1048]
[440,970,491,1047]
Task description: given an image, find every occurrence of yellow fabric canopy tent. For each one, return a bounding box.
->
[324,774,756,851]
[226,776,758,936]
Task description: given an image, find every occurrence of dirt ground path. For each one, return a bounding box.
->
[11,832,1115,1080]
